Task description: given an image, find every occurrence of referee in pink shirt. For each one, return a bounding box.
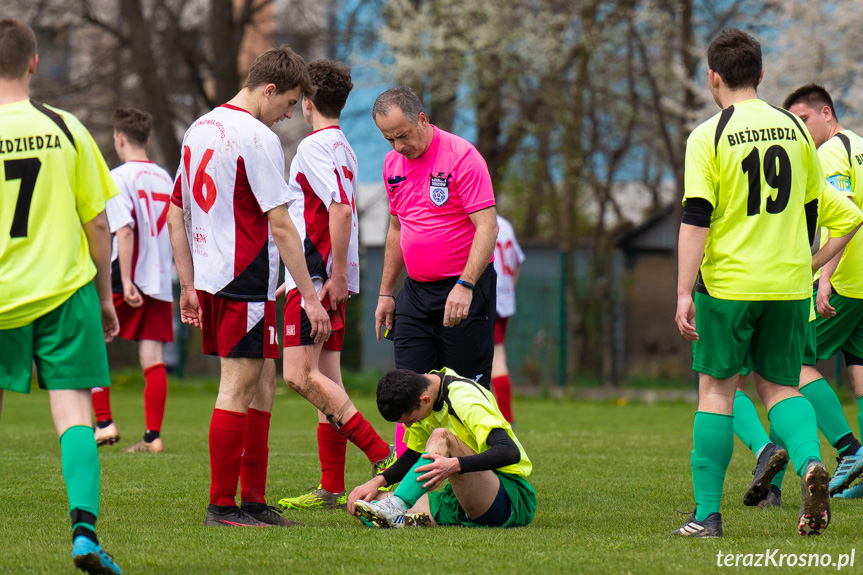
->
[373,86,499,402]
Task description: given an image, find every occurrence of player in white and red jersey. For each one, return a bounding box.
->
[491,215,525,424]
[91,108,174,454]
[166,45,330,529]
[276,60,394,511]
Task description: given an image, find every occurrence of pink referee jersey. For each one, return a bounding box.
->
[171,104,292,300]
[284,126,360,294]
[384,126,495,282]
[493,215,525,318]
[106,160,174,302]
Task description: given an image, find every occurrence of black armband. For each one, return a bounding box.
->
[456,428,520,474]
[805,199,819,246]
[681,198,714,228]
[381,448,421,486]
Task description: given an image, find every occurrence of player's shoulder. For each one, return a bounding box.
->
[32,101,92,143]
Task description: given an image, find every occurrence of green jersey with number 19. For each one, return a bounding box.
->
[0,99,118,329]
[684,98,825,301]
[817,130,863,298]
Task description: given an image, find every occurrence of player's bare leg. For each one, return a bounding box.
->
[217,357,264,412]
[279,349,350,510]
[355,429,499,528]
[283,344,393,475]
[125,339,168,453]
[284,344,356,420]
[427,428,500,518]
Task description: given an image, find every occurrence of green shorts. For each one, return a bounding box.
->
[429,471,536,527]
[803,318,818,366]
[692,292,808,386]
[814,292,863,360]
[0,282,111,393]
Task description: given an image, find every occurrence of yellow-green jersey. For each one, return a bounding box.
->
[684,98,825,300]
[816,130,863,298]
[0,99,117,329]
[809,183,863,320]
[404,367,532,478]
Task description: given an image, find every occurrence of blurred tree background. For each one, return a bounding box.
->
[7,0,863,387]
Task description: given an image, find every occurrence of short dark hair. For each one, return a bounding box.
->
[783,83,837,117]
[707,28,762,90]
[376,369,430,422]
[371,85,426,125]
[308,59,352,119]
[0,18,36,79]
[244,44,311,96]
[112,107,152,145]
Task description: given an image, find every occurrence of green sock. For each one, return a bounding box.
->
[732,390,770,456]
[60,425,100,517]
[800,378,852,446]
[768,397,821,476]
[393,452,431,507]
[692,411,733,521]
[857,396,863,440]
[768,425,787,488]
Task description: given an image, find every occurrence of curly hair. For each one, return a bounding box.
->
[308,59,352,119]
[112,107,152,145]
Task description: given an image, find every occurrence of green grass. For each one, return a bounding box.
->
[2,381,863,574]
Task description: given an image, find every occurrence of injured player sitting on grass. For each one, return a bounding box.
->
[347,368,537,528]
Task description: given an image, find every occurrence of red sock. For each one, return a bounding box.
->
[337,412,390,463]
[209,409,246,506]
[318,422,347,494]
[143,363,168,432]
[491,374,514,423]
[240,409,271,504]
[91,387,112,421]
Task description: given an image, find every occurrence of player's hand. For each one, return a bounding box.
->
[414,453,460,491]
[100,300,120,342]
[375,295,395,341]
[123,282,143,308]
[179,287,202,328]
[347,476,386,515]
[444,284,472,327]
[304,298,331,344]
[275,282,287,299]
[675,293,698,341]
[817,281,836,318]
[320,275,349,311]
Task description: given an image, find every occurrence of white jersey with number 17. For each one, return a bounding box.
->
[170,104,292,301]
[106,160,174,301]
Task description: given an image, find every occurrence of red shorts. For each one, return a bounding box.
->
[113,293,174,342]
[494,316,510,345]
[197,291,279,358]
[283,288,346,352]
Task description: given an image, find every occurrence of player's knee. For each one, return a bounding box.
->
[426,428,457,456]
[283,361,312,392]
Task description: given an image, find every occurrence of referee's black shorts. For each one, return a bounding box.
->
[392,264,496,389]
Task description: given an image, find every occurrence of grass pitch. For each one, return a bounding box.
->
[2,378,862,574]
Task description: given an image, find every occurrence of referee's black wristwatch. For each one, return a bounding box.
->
[456,279,475,291]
